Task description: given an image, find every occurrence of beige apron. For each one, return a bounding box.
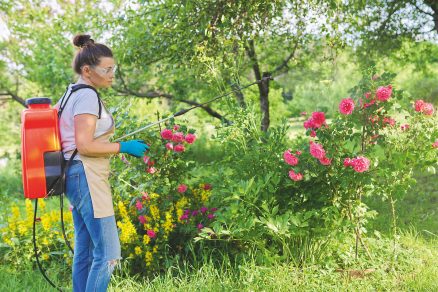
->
[80,124,115,219]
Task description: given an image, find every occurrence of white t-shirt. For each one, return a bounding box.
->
[54,79,114,160]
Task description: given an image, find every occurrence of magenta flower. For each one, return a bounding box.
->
[180,214,189,220]
[400,124,410,131]
[295,150,302,156]
[147,230,156,238]
[135,200,143,211]
[143,155,150,164]
[203,183,212,190]
[207,214,215,219]
[184,209,191,215]
[173,125,180,131]
[310,130,317,137]
[161,129,173,140]
[319,156,332,166]
[423,103,434,116]
[309,141,326,160]
[210,207,218,212]
[288,170,303,181]
[197,223,204,229]
[200,206,208,214]
[146,167,156,174]
[165,142,174,150]
[343,158,353,167]
[185,133,197,144]
[376,85,392,102]
[192,210,199,216]
[174,144,185,153]
[383,117,396,127]
[177,184,188,193]
[339,98,355,115]
[414,100,425,112]
[303,118,315,129]
[311,112,326,128]
[352,156,370,173]
[171,132,185,143]
[283,150,299,166]
[138,215,146,224]
[141,191,150,201]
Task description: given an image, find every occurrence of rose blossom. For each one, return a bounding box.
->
[160,129,173,140]
[146,167,156,174]
[352,156,370,173]
[432,140,438,148]
[414,100,425,112]
[343,158,353,167]
[309,141,326,159]
[288,170,303,181]
[177,184,188,193]
[185,133,197,144]
[339,98,355,115]
[165,142,174,150]
[139,215,146,224]
[147,230,156,238]
[173,124,180,131]
[376,85,392,102]
[171,132,185,143]
[174,144,185,152]
[283,150,299,166]
[400,124,409,131]
[423,103,435,116]
[303,118,315,129]
[310,130,317,137]
[319,156,332,166]
[311,112,326,128]
[383,117,396,127]
[135,200,143,211]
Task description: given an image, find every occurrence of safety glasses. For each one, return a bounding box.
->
[92,65,117,76]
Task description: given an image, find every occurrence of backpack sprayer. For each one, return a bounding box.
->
[20,75,272,291]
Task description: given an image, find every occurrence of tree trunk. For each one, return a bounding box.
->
[245,39,270,132]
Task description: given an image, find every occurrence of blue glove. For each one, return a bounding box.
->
[119,140,149,158]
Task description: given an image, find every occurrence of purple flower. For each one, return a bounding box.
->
[200,206,208,214]
[180,214,189,220]
[197,223,203,229]
[207,214,215,219]
[192,210,199,216]
[210,208,218,212]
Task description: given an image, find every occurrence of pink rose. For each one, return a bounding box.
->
[363,99,376,109]
[135,200,143,211]
[143,155,150,164]
[310,130,317,137]
[414,100,425,112]
[311,112,326,128]
[171,132,185,143]
[319,156,332,166]
[185,133,197,144]
[432,140,438,148]
[309,141,326,159]
[160,129,173,140]
[147,230,156,238]
[343,158,353,167]
[173,125,180,131]
[138,215,146,224]
[203,183,212,190]
[141,191,150,201]
[383,117,395,127]
[174,144,185,152]
[339,98,355,115]
[352,156,370,173]
[165,142,174,150]
[364,92,372,99]
[400,124,409,131]
[295,150,302,156]
[303,118,315,129]
[146,167,156,174]
[288,170,303,181]
[283,150,299,166]
[376,85,392,102]
[423,103,434,116]
[177,184,188,193]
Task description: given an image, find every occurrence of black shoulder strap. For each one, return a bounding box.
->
[58,84,102,119]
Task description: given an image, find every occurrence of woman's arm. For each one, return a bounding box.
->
[74,113,120,157]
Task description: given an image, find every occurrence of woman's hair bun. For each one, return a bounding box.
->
[73,34,94,48]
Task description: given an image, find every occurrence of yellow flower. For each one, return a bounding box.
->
[163,211,173,234]
[150,193,160,199]
[41,214,52,231]
[25,199,33,221]
[145,251,153,266]
[117,219,137,244]
[134,246,142,255]
[143,235,151,245]
[42,254,49,261]
[118,201,129,219]
[149,205,160,221]
[17,222,28,235]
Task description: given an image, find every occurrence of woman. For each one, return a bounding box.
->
[56,34,148,292]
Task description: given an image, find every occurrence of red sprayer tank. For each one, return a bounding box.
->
[21,97,64,199]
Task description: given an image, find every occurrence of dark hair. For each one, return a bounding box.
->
[72,34,113,74]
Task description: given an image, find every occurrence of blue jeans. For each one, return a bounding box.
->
[65,160,121,292]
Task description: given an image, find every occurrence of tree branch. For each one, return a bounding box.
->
[0,91,26,107]
[272,38,300,76]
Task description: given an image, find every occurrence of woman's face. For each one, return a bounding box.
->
[81,57,116,89]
